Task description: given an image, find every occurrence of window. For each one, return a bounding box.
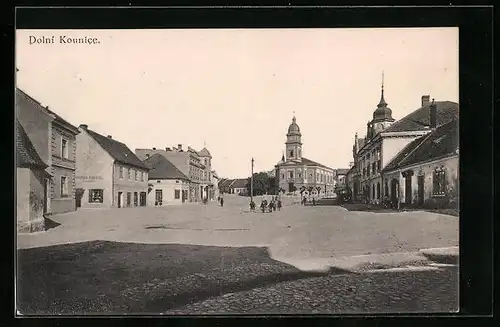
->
[433,168,446,195]
[298,172,302,178]
[135,170,139,181]
[88,189,104,203]
[140,171,144,181]
[60,176,68,197]
[176,180,180,184]
[282,173,285,179]
[372,184,375,198]
[145,154,150,159]
[134,192,138,206]
[175,189,181,199]
[119,167,124,179]
[377,183,381,199]
[290,150,294,158]
[61,138,69,159]
[129,169,134,179]
[289,171,294,179]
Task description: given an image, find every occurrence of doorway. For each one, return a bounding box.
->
[390,179,399,205]
[75,188,84,209]
[405,174,412,205]
[126,192,131,207]
[155,189,163,206]
[417,175,425,206]
[133,192,138,207]
[140,192,146,206]
[118,192,123,208]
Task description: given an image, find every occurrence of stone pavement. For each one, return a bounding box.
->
[17,195,459,271]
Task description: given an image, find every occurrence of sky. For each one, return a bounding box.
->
[16,28,458,178]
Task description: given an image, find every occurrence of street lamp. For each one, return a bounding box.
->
[251,157,254,203]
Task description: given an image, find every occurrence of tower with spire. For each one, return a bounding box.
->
[370,71,395,137]
[285,115,302,162]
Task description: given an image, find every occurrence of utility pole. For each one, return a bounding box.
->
[251,157,254,202]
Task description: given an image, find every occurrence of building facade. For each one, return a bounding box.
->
[143,154,190,206]
[347,82,459,204]
[275,116,337,197]
[210,170,220,201]
[16,88,80,215]
[16,120,49,233]
[76,124,149,208]
[135,145,211,202]
[382,119,459,208]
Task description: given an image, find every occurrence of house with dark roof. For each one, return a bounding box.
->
[16,119,49,232]
[274,116,337,197]
[143,154,190,206]
[346,84,459,204]
[228,178,249,195]
[75,124,149,209]
[135,144,213,203]
[16,88,80,215]
[218,178,234,194]
[381,119,459,208]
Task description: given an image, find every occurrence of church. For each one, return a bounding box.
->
[274,116,337,197]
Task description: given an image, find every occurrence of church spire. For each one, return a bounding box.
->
[378,70,387,107]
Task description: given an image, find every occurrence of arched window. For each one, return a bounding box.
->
[377,182,380,199]
[298,149,301,157]
[372,184,375,198]
[290,149,294,158]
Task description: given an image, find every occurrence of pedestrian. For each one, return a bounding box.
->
[277,199,282,211]
[312,197,316,206]
[220,197,224,207]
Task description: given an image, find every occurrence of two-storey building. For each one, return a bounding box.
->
[76,124,149,208]
[16,88,80,215]
[275,116,337,197]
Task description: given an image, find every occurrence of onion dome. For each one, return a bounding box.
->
[372,85,394,122]
[287,116,301,135]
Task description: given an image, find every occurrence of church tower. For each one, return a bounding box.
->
[371,72,395,136]
[285,115,302,162]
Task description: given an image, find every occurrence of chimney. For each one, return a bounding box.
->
[79,124,88,130]
[421,95,430,107]
[107,135,112,139]
[178,144,183,151]
[152,147,156,150]
[429,98,437,128]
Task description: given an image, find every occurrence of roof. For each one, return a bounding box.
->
[336,168,350,175]
[382,101,459,133]
[143,153,189,180]
[383,119,459,172]
[230,178,248,189]
[16,88,79,134]
[16,119,48,169]
[84,128,149,169]
[218,179,233,188]
[279,157,334,170]
[197,147,212,158]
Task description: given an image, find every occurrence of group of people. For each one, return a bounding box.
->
[249,196,282,213]
[301,196,317,206]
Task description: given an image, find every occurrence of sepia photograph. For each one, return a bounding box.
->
[16,27,459,315]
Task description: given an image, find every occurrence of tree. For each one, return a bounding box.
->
[246,172,271,196]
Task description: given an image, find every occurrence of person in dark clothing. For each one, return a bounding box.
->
[220,197,224,207]
[277,199,282,211]
[312,198,316,206]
